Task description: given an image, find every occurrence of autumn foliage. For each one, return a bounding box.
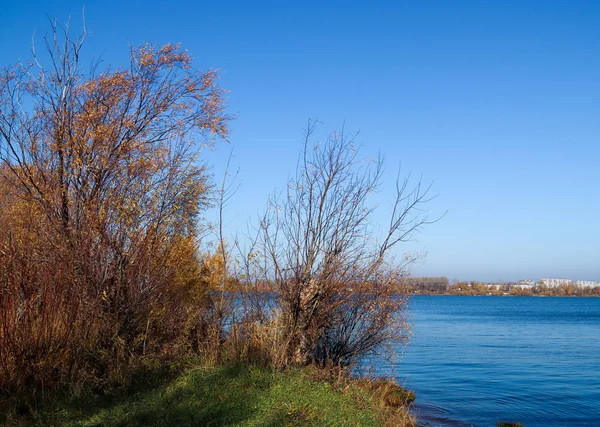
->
[0,22,229,399]
[0,21,433,418]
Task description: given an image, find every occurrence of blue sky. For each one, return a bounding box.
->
[1,1,599,282]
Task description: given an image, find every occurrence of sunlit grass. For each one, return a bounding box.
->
[23,363,413,426]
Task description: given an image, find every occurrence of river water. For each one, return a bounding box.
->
[371,296,600,427]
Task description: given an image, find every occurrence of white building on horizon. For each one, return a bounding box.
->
[540,278,572,288]
[574,280,600,289]
[516,278,600,289]
[514,280,535,289]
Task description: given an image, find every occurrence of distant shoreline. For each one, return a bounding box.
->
[406,293,600,297]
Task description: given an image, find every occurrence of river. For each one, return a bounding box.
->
[369,296,600,427]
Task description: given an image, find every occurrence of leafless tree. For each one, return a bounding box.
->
[254,121,439,367]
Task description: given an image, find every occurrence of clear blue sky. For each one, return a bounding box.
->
[2,1,599,282]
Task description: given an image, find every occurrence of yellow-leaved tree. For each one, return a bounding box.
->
[0,20,230,396]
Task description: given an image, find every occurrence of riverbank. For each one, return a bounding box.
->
[11,362,415,426]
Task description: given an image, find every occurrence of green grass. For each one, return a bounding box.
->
[22,363,395,426]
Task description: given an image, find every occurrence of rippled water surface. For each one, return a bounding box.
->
[373,296,600,427]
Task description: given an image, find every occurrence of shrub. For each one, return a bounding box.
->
[0,19,229,398]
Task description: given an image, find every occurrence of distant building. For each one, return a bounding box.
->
[540,278,572,288]
[515,280,535,289]
[574,280,600,289]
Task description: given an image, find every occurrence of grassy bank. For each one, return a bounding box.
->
[14,362,415,426]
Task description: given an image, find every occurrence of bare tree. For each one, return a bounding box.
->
[254,121,438,367]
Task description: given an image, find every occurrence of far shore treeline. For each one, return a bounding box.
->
[398,277,600,297]
[209,276,600,297]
